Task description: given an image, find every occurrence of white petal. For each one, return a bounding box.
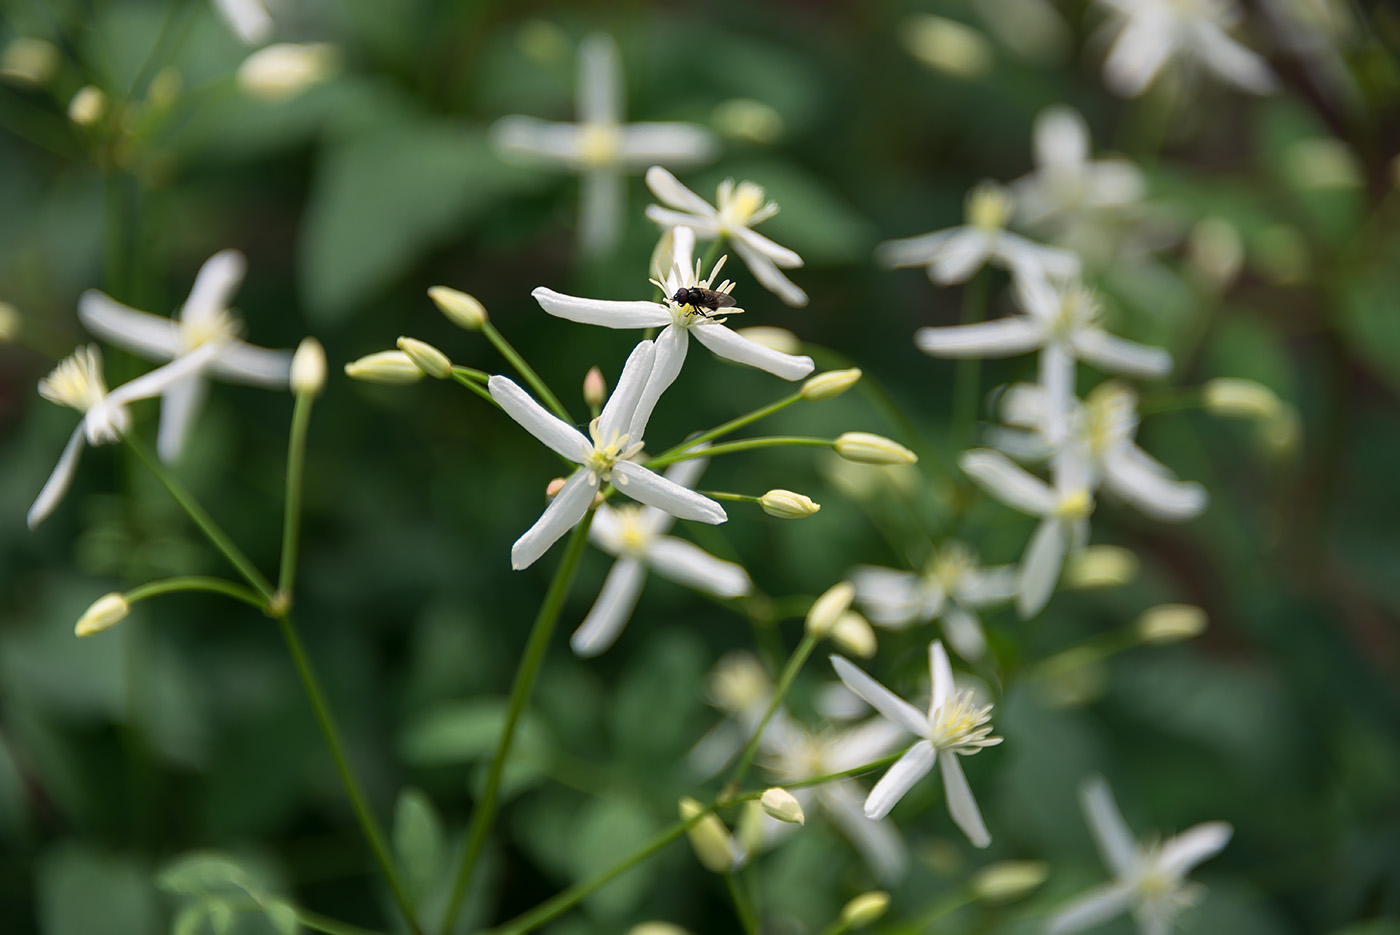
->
[646,536,751,598]
[1039,343,1074,445]
[1086,160,1146,207]
[1045,883,1136,935]
[1072,329,1173,377]
[628,325,688,443]
[1035,105,1089,168]
[687,721,744,778]
[510,470,598,570]
[77,291,180,360]
[929,641,955,716]
[1080,776,1141,879]
[915,318,1045,358]
[579,168,624,257]
[156,374,208,462]
[206,341,293,386]
[182,250,246,329]
[959,448,1056,516]
[875,229,954,269]
[690,321,814,380]
[27,424,87,529]
[1103,11,1174,98]
[597,340,655,443]
[1104,448,1208,521]
[996,233,1081,281]
[864,740,936,820]
[850,566,923,628]
[941,603,988,661]
[1193,23,1277,94]
[212,0,273,45]
[571,556,647,656]
[731,240,809,307]
[730,225,803,269]
[532,286,670,329]
[491,116,582,163]
[488,376,590,463]
[617,124,719,168]
[826,719,910,769]
[956,565,1018,605]
[645,206,722,239]
[939,750,991,847]
[576,33,621,127]
[930,229,996,284]
[829,655,929,738]
[1016,516,1067,618]
[610,460,726,524]
[1159,821,1233,877]
[587,504,626,554]
[104,340,225,409]
[644,166,719,218]
[821,781,908,882]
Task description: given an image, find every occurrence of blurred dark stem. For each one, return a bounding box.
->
[726,871,759,935]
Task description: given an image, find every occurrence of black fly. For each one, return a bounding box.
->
[671,287,737,318]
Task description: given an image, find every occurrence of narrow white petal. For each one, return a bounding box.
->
[104,340,225,409]
[998,381,1048,425]
[597,340,656,442]
[532,286,670,329]
[826,719,910,769]
[730,225,803,269]
[182,250,246,328]
[1103,12,1175,98]
[645,536,750,598]
[930,229,996,284]
[156,374,209,462]
[956,565,1018,605]
[579,168,624,257]
[939,750,991,847]
[1045,883,1136,935]
[511,470,598,570]
[928,641,955,715]
[1039,343,1074,445]
[644,166,720,218]
[628,326,687,443]
[1193,23,1277,94]
[206,341,293,386]
[571,557,647,656]
[1086,160,1146,206]
[941,603,988,661]
[576,33,622,126]
[1104,448,1208,521]
[984,426,1052,461]
[864,741,936,820]
[617,124,719,168]
[691,322,814,380]
[77,291,180,360]
[488,376,590,462]
[1159,821,1233,877]
[1080,776,1141,879]
[829,655,929,738]
[915,318,1045,358]
[587,504,626,554]
[27,425,87,529]
[212,0,273,45]
[610,460,726,524]
[1016,516,1067,618]
[1035,105,1089,168]
[822,782,908,882]
[731,241,809,307]
[687,722,743,777]
[1072,329,1173,377]
[491,116,583,163]
[851,566,923,628]
[959,448,1057,516]
[1012,267,1060,322]
[645,207,722,240]
[996,233,1081,281]
[875,229,954,269]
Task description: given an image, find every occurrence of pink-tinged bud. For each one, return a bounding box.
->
[583,367,607,408]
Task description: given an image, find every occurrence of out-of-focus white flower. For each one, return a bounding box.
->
[78,250,293,462]
[492,34,718,257]
[900,14,994,80]
[850,542,1016,661]
[1046,776,1232,935]
[573,455,750,656]
[688,651,778,777]
[877,183,1080,285]
[237,43,337,100]
[645,166,807,307]
[973,0,1072,64]
[67,86,107,126]
[489,340,726,570]
[212,0,274,45]
[1012,106,1145,238]
[829,641,1001,845]
[1,37,58,86]
[711,98,783,144]
[1095,0,1276,98]
[532,226,813,427]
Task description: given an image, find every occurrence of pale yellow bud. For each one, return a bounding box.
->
[835,432,918,466]
[1136,603,1208,644]
[839,891,891,929]
[970,860,1049,902]
[733,326,801,355]
[76,593,129,637]
[760,787,805,825]
[1202,378,1283,421]
[801,368,862,401]
[583,367,607,409]
[429,286,488,330]
[146,68,182,109]
[67,86,107,127]
[902,14,993,79]
[1261,406,1301,457]
[237,43,338,100]
[678,797,736,873]
[290,338,326,396]
[2,37,58,86]
[1187,217,1244,291]
[712,97,784,145]
[806,581,855,638]
[628,924,691,935]
[759,489,821,519]
[0,301,19,342]
[396,337,452,379]
[1062,545,1138,589]
[344,350,424,384]
[830,610,877,658]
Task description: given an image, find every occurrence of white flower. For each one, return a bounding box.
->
[531,226,814,428]
[1047,776,1232,935]
[688,651,777,777]
[850,542,1017,661]
[1096,0,1276,98]
[829,641,1002,845]
[28,344,226,528]
[489,340,726,570]
[573,454,750,656]
[645,166,807,307]
[876,182,1080,285]
[78,250,293,462]
[211,0,274,45]
[491,33,718,256]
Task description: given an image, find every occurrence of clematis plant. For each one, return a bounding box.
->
[1095,0,1276,98]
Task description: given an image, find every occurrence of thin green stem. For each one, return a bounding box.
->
[480,321,574,424]
[293,907,390,935]
[125,576,267,611]
[644,436,833,471]
[698,235,726,276]
[646,392,804,465]
[450,368,500,408]
[726,872,759,935]
[880,891,975,935]
[451,364,491,383]
[771,749,905,793]
[277,615,422,935]
[280,391,314,596]
[439,513,596,935]
[727,630,820,791]
[703,491,761,504]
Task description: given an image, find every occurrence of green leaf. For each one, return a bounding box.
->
[566,799,659,920]
[393,787,446,903]
[156,853,260,901]
[400,698,549,767]
[1337,258,1400,397]
[38,844,157,935]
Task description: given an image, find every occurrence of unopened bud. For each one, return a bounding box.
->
[970,860,1049,903]
[835,432,918,466]
[290,337,326,396]
[396,336,452,379]
[678,797,737,873]
[760,489,820,519]
[2,37,58,86]
[68,85,107,126]
[545,477,568,498]
[735,799,766,857]
[628,925,691,935]
[801,368,862,401]
[1187,217,1244,291]
[0,301,19,342]
[902,13,993,79]
[429,286,488,330]
[806,581,855,638]
[1062,545,1138,589]
[830,610,877,658]
[839,891,890,929]
[733,326,801,355]
[583,366,607,408]
[237,43,337,100]
[712,97,784,145]
[760,787,805,825]
[76,593,129,637]
[344,350,424,384]
[1136,603,1207,644]
[1203,378,1282,421]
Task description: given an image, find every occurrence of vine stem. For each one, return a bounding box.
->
[124,576,266,610]
[646,391,804,464]
[644,436,832,471]
[480,321,574,424]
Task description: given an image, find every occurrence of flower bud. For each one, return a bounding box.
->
[801,368,862,401]
[76,593,129,637]
[1187,217,1244,291]
[902,14,993,79]
[830,610,877,658]
[734,799,767,857]
[970,860,1048,903]
[237,43,337,100]
[344,350,424,384]
[806,581,855,638]
[429,286,488,330]
[733,326,801,355]
[839,891,890,929]
[678,797,737,873]
[628,925,691,935]
[583,366,607,409]
[1202,378,1282,421]
[712,97,784,145]
[760,489,820,519]
[396,337,452,379]
[1062,545,1138,589]
[545,477,568,498]
[0,301,19,342]
[67,85,107,126]
[760,787,805,825]
[290,337,326,396]
[834,432,917,466]
[1136,603,1207,644]
[2,37,58,87]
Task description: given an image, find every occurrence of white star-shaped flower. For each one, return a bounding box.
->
[644,166,808,307]
[573,454,750,656]
[211,0,273,45]
[829,641,1002,846]
[78,250,293,462]
[532,225,814,429]
[1096,0,1277,98]
[491,33,718,257]
[877,182,1080,286]
[489,339,726,570]
[1047,776,1232,935]
[1012,106,1146,232]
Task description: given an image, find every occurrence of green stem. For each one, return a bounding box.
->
[277,615,422,935]
[703,491,761,504]
[450,364,491,383]
[450,368,500,408]
[726,872,759,935]
[727,630,820,791]
[293,907,390,935]
[644,436,833,471]
[698,235,726,276]
[125,576,266,611]
[480,321,574,424]
[772,749,905,793]
[646,391,804,465]
[439,513,596,935]
[279,390,314,596]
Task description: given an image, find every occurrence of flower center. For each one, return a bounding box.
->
[613,505,653,556]
[1054,488,1094,520]
[966,183,1013,230]
[928,542,976,591]
[716,179,772,230]
[1048,287,1100,342]
[928,689,1001,753]
[38,345,108,412]
[586,418,643,479]
[577,123,622,167]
